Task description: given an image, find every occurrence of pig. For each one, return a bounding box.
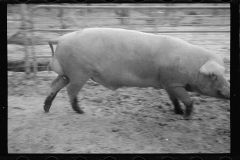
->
[44,28,230,120]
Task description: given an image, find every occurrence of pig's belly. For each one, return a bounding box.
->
[91,70,162,90]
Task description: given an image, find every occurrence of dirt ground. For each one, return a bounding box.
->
[8,71,230,153]
[7,4,230,153]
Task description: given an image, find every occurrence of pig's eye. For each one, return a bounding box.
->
[211,74,217,81]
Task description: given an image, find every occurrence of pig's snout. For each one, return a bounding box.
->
[217,84,230,100]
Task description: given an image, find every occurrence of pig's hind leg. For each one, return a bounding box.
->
[67,73,90,114]
[44,75,69,112]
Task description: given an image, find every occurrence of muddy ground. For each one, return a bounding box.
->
[8,4,230,153]
[8,71,230,153]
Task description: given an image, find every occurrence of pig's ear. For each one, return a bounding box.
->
[199,61,225,77]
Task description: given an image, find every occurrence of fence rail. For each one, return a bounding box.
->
[21,28,230,33]
[30,5,229,10]
[9,4,230,77]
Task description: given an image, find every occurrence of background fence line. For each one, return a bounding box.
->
[8,4,230,78]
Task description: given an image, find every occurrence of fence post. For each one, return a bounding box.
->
[153,10,157,34]
[21,4,31,78]
[29,6,37,78]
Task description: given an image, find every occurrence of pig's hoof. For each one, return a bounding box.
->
[71,98,84,114]
[44,104,51,112]
[183,113,192,120]
[72,103,84,114]
[183,115,191,120]
[73,106,84,114]
[174,108,184,115]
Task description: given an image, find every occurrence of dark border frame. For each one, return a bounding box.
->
[2,1,239,160]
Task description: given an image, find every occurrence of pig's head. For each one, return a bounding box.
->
[195,60,230,100]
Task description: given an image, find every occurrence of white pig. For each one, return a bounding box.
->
[44,28,230,119]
